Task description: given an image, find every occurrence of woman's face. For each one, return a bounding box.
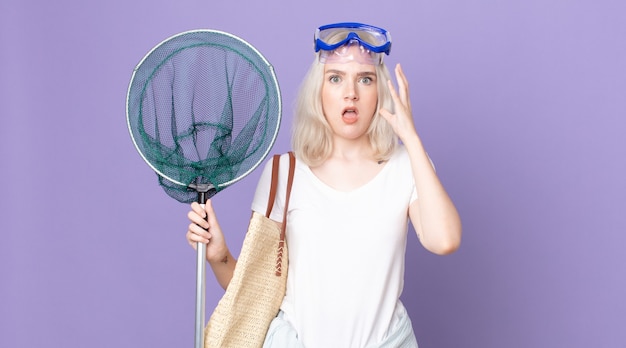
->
[321,46,379,142]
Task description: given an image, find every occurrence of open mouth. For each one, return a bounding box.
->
[342,107,358,124]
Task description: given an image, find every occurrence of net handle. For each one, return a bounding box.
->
[195,191,209,348]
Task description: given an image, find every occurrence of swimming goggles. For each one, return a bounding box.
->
[314,22,392,55]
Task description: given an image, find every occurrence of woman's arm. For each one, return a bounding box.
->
[379,64,462,255]
[404,136,462,255]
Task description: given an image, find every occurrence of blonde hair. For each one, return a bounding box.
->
[291,48,398,167]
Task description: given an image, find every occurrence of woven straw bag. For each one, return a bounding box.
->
[205,152,296,348]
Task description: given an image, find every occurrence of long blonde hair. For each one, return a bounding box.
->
[291,49,398,167]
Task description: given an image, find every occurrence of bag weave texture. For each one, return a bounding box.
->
[204,152,294,348]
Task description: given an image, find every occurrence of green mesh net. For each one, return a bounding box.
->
[127,30,281,203]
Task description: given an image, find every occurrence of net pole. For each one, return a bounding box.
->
[194,242,206,348]
[195,190,209,348]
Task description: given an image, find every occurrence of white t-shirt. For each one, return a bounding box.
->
[251,145,418,348]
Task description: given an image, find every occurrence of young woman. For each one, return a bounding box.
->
[186,22,462,348]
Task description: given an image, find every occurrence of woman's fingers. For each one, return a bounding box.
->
[379,63,419,143]
[390,64,410,111]
[186,200,215,248]
[187,222,211,244]
[188,204,209,230]
[395,64,410,107]
[204,199,219,227]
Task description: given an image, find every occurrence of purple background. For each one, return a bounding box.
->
[1,0,625,347]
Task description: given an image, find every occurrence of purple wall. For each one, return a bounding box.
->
[1,0,625,347]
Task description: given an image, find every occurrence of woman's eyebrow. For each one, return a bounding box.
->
[324,69,345,75]
[357,71,377,77]
[324,69,376,77]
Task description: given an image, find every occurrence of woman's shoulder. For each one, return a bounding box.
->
[390,143,435,170]
[390,143,409,163]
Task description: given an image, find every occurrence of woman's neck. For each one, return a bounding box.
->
[329,136,375,163]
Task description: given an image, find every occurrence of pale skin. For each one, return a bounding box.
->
[187,54,462,289]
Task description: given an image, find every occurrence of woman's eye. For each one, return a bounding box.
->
[329,75,341,83]
[360,76,373,85]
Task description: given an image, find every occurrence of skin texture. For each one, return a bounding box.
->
[186,45,462,289]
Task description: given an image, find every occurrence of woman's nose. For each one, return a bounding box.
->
[345,83,358,100]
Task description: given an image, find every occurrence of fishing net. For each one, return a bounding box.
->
[126,29,281,348]
[126,30,281,203]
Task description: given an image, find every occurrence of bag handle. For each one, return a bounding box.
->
[265,155,280,217]
[263,152,296,276]
[265,152,296,218]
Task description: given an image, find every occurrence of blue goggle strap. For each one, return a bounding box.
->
[314,23,392,55]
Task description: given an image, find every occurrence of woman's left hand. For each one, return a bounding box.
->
[379,63,419,143]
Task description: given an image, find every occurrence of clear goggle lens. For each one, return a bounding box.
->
[318,39,382,65]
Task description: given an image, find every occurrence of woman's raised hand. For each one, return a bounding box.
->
[379,63,419,143]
